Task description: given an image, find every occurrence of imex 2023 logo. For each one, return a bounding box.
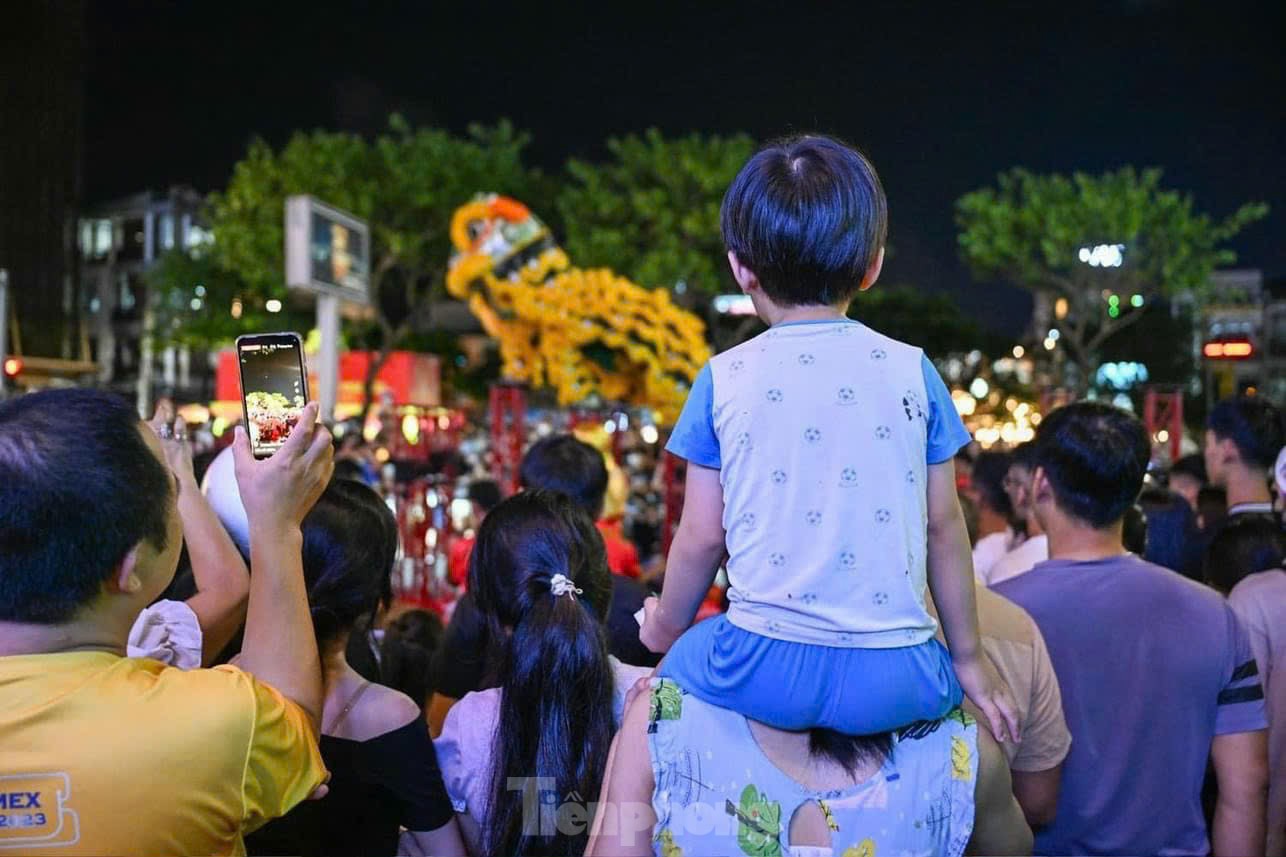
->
[0,773,79,850]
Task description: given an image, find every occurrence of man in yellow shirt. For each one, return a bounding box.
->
[0,389,333,856]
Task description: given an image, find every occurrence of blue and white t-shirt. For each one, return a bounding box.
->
[667,319,971,648]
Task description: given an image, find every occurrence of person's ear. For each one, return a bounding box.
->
[109,546,145,597]
[727,251,761,294]
[1218,437,1241,467]
[1030,466,1054,506]
[859,246,885,292]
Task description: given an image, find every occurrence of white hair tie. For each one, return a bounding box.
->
[550,573,583,599]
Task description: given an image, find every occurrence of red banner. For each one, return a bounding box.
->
[215,350,441,407]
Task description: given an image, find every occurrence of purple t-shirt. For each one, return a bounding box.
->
[993,553,1267,857]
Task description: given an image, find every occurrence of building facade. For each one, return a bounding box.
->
[79,188,209,405]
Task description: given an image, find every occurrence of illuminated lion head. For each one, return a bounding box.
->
[447,194,562,299]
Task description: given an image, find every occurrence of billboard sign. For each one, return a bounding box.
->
[284,195,370,304]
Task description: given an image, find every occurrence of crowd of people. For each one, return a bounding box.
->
[2,134,1284,857]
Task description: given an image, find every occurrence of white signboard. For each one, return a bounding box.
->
[284,195,371,305]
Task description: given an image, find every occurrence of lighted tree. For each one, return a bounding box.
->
[206,115,543,411]
[956,167,1266,383]
[556,129,756,298]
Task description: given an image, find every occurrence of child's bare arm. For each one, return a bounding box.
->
[926,459,1021,742]
[639,462,725,653]
[926,460,983,661]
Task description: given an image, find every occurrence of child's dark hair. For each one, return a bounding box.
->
[1204,515,1286,595]
[469,490,615,857]
[721,134,887,308]
[300,478,399,648]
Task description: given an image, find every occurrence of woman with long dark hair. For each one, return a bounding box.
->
[245,478,464,857]
[434,489,636,856]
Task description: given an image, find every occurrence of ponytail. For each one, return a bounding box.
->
[470,491,617,857]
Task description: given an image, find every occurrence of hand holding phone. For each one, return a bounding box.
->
[232,402,335,535]
[236,332,310,460]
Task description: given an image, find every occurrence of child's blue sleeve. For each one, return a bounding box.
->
[665,363,721,468]
[921,354,972,464]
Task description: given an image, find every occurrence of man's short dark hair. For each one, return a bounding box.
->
[1009,441,1039,473]
[1169,453,1206,485]
[1208,395,1284,470]
[1034,402,1150,529]
[520,435,609,520]
[0,389,172,623]
[721,135,887,308]
[971,450,1014,519]
[467,478,503,514]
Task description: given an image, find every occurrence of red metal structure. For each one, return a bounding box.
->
[489,383,527,496]
[388,477,458,614]
[1143,387,1184,463]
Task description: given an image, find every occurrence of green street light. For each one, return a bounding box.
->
[1108,294,1120,308]
[1108,305,1121,318]
[1130,294,1144,308]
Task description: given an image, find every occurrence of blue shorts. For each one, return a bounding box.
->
[658,615,962,733]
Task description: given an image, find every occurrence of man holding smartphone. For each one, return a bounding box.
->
[0,389,333,855]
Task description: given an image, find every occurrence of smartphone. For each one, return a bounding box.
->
[236,332,310,459]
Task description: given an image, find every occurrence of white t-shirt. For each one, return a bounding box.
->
[666,319,972,648]
[973,529,1019,582]
[984,534,1049,587]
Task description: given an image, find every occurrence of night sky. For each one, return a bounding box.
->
[85,0,1284,335]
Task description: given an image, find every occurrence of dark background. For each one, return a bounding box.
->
[39,1,1286,338]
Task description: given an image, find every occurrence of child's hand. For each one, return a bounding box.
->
[638,596,683,654]
[953,651,1021,743]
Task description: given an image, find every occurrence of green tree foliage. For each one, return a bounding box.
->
[707,285,1000,358]
[956,167,1267,377]
[556,129,756,296]
[849,286,1007,358]
[206,116,543,407]
[146,247,304,351]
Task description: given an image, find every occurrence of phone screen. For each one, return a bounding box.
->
[237,333,309,459]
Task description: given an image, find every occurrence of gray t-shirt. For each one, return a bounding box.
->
[994,553,1267,856]
[1227,569,1286,855]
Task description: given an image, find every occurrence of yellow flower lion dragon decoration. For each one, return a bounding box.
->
[446,194,711,424]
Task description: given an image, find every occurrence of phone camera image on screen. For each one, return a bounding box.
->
[238,338,307,458]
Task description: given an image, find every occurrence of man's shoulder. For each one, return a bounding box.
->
[1000,553,1226,614]
[1124,556,1229,610]
[1230,568,1286,599]
[975,585,1039,647]
[1228,570,1286,627]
